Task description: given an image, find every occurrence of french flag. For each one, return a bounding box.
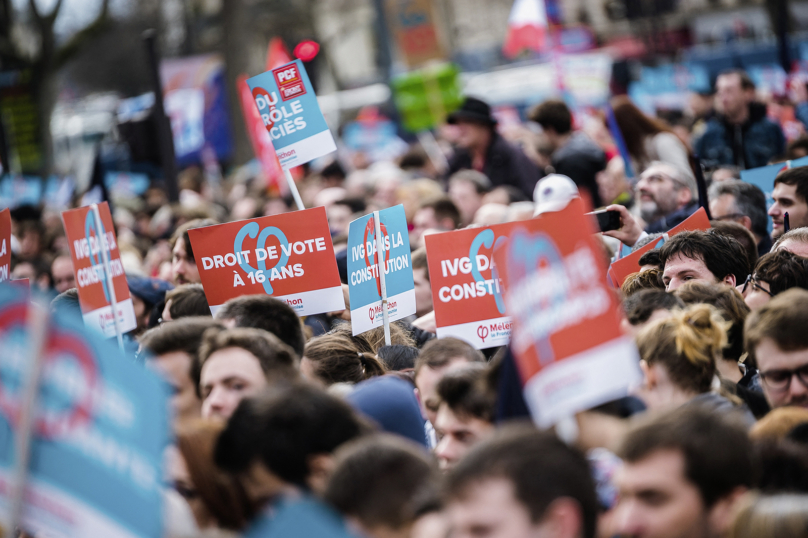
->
[502,0,549,59]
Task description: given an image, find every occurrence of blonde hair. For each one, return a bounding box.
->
[729,494,808,538]
[637,303,729,394]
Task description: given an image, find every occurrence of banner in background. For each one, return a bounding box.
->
[61,203,137,337]
[607,207,711,288]
[188,207,344,316]
[246,60,336,169]
[0,209,9,283]
[386,0,446,68]
[0,284,169,538]
[347,205,415,335]
[160,53,233,166]
[493,198,641,427]
[740,156,808,234]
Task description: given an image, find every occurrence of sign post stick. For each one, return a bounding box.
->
[283,168,305,211]
[92,204,124,351]
[373,211,391,346]
[9,303,49,534]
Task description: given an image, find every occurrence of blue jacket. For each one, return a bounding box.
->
[694,102,785,170]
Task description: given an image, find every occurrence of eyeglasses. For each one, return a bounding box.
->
[759,363,808,392]
[741,274,774,297]
[712,213,746,222]
[173,482,199,500]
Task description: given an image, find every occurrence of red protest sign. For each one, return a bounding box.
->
[493,197,641,427]
[607,208,711,287]
[187,207,344,316]
[61,203,137,337]
[0,209,10,283]
[425,220,537,349]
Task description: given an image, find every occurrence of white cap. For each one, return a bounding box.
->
[533,174,579,216]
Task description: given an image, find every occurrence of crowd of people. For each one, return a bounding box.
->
[7,66,808,537]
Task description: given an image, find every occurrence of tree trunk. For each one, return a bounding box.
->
[222,0,253,166]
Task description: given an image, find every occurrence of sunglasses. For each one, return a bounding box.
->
[741,274,774,297]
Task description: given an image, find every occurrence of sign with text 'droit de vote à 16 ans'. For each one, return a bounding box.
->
[0,208,10,283]
[247,59,336,169]
[493,198,641,428]
[0,283,169,538]
[425,220,533,349]
[347,205,415,335]
[61,203,137,337]
[188,207,344,316]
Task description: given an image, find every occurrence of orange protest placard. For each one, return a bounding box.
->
[188,207,344,316]
[493,197,641,427]
[0,209,10,283]
[607,208,711,288]
[61,203,137,337]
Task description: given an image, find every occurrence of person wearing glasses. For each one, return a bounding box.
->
[746,288,808,410]
[742,250,808,310]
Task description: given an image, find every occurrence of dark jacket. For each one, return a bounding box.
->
[448,132,540,199]
[694,102,785,170]
[551,132,606,208]
[644,201,699,234]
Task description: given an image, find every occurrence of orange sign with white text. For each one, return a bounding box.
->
[187,207,344,316]
[61,203,137,337]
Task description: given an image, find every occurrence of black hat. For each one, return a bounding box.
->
[447,97,497,127]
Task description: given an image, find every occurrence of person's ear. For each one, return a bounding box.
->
[708,487,749,537]
[640,360,656,389]
[676,187,693,206]
[537,497,583,538]
[721,274,737,288]
[306,453,335,495]
[739,215,753,232]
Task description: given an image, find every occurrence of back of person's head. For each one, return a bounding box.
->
[449,169,492,194]
[621,269,664,296]
[446,424,598,538]
[324,435,439,535]
[708,180,769,239]
[215,383,368,486]
[637,248,661,270]
[166,284,210,319]
[750,407,808,442]
[436,364,495,422]
[415,337,485,376]
[420,197,461,230]
[773,227,808,253]
[529,99,572,135]
[175,419,252,530]
[377,344,420,371]
[711,220,759,268]
[170,218,218,257]
[674,281,750,363]
[753,251,808,296]
[658,230,751,285]
[623,289,684,326]
[729,494,808,538]
[746,288,808,366]
[214,294,305,357]
[50,287,81,317]
[198,326,298,386]
[774,165,808,205]
[139,316,223,359]
[619,405,753,507]
[636,303,728,394]
[328,321,416,355]
[303,334,385,386]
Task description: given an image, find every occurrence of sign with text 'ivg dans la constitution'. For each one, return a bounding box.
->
[246,60,336,169]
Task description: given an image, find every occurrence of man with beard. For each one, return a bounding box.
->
[636,162,699,234]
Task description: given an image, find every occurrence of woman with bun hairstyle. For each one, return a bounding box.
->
[301,333,386,387]
[635,303,752,421]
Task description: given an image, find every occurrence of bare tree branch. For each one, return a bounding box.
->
[54,0,111,68]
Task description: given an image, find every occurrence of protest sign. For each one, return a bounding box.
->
[0,209,9,283]
[0,284,169,538]
[188,207,344,316]
[607,207,711,288]
[493,198,641,427]
[347,205,415,336]
[425,220,532,349]
[61,203,137,338]
[246,59,336,170]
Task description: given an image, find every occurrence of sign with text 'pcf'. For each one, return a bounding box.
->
[246,60,336,169]
[188,207,344,316]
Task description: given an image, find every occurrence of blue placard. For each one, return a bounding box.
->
[346,204,415,335]
[244,498,359,538]
[0,284,169,538]
[246,60,336,169]
[740,157,808,233]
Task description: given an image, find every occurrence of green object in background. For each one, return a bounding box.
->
[392,64,463,133]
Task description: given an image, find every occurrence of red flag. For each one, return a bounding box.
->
[502,0,548,58]
[237,73,285,193]
[266,37,293,71]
